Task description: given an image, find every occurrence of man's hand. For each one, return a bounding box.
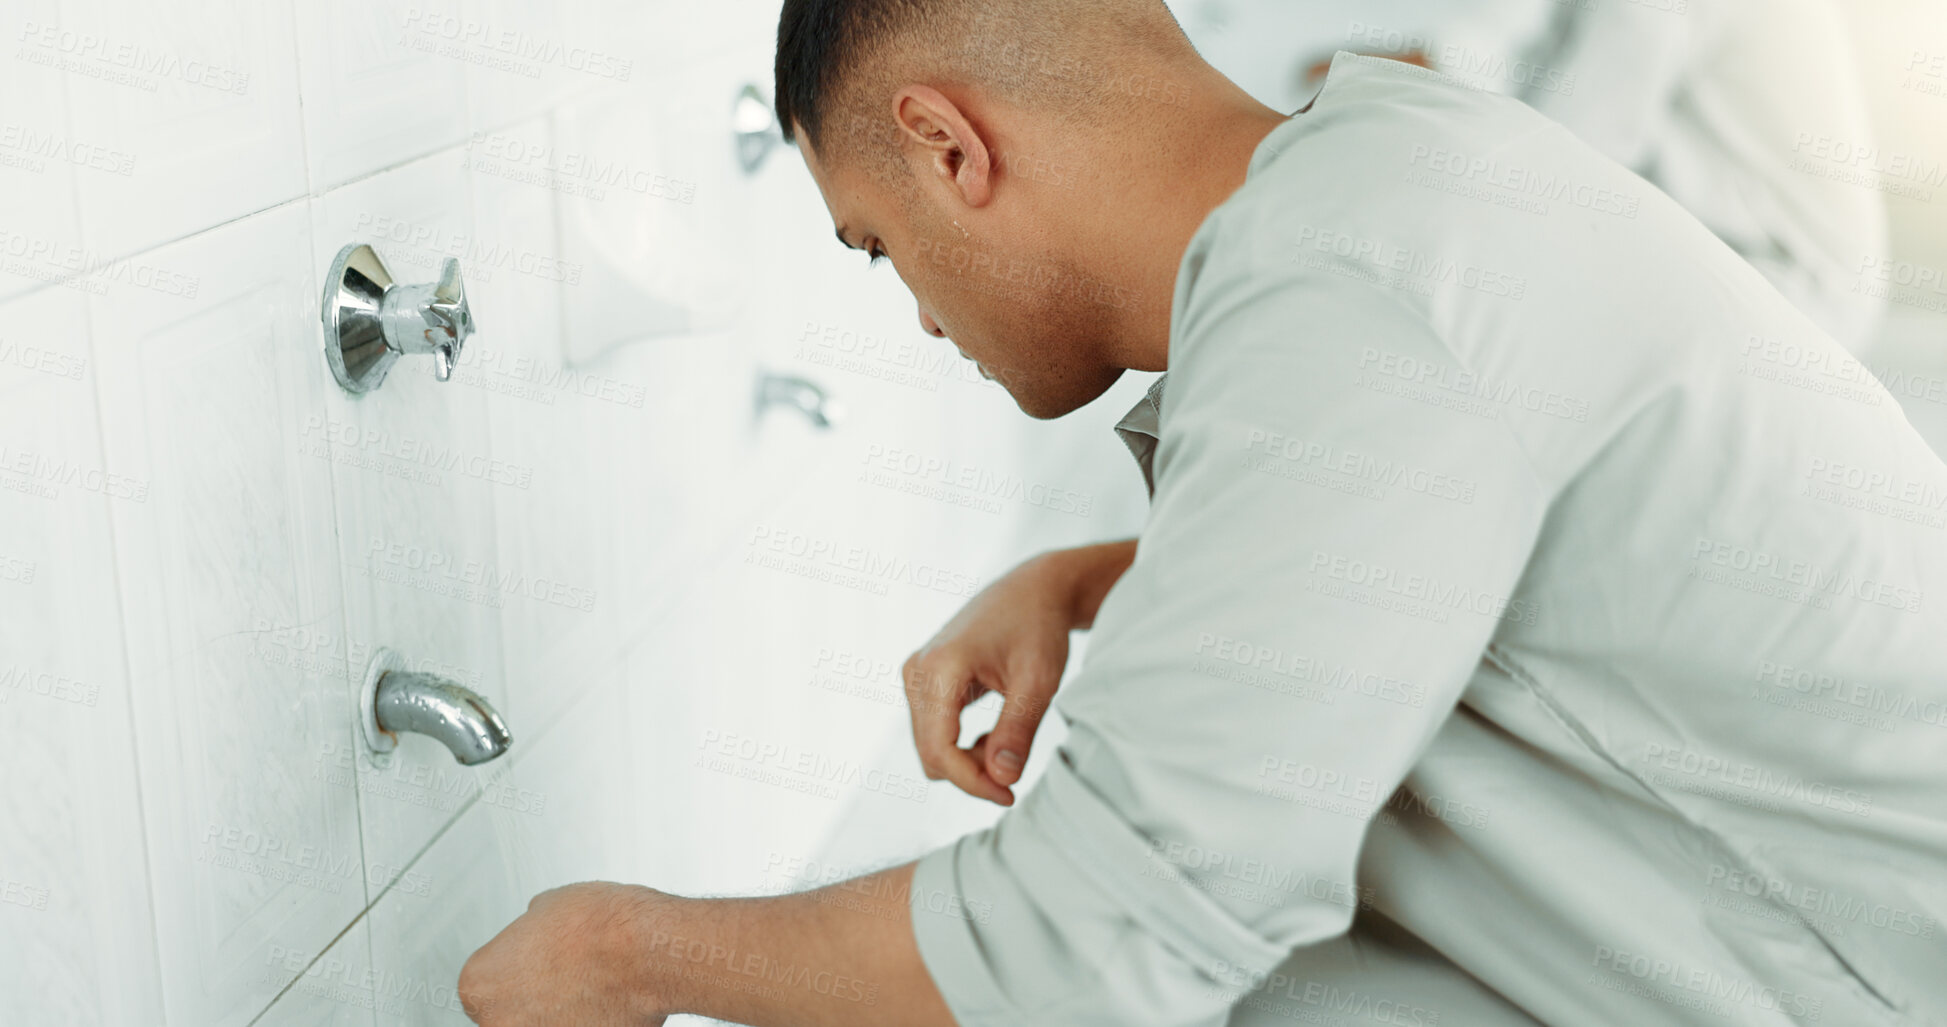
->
[903,540,1138,805]
[459,882,670,1026]
[462,865,957,1027]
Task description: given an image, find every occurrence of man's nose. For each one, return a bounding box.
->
[918,307,946,338]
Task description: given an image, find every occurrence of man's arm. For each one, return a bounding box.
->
[882,208,1559,1025]
[1050,538,1137,630]
[646,861,955,1025]
[899,536,1140,807]
[462,540,1141,1026]
[459,863,959,1026]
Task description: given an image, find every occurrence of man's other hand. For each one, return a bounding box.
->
[902,551,1081,805]
[902,540,1137,805]
[459,882,670,1026]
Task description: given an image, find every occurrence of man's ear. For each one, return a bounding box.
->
[891,85,993,208]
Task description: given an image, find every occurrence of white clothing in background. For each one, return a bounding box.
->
[1169,0,1893,353]
[1512,0,1890,352]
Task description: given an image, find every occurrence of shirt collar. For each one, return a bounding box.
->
[1113,375,1169,497]
[1107,65,1333,498]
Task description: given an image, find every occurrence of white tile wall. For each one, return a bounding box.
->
[292,0,470,192]
[458,0,610,137]
[547,66,747,364]
[466,117,624,741]
[60,0,308,260]
[250,926,377,1027]
[0,288,163,1027]
[0,0,83,303]
[90,201,367,1027]
[1,4,1215,1025]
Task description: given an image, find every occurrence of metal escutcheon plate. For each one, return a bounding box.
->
[322,243,400,394]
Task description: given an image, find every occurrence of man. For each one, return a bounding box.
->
[459,2,1947,1024]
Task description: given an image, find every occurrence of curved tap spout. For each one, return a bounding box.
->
[359,648,512,766]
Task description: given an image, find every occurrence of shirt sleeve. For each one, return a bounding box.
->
[908,235,1554,1026]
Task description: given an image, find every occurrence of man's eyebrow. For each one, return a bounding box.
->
[834,225,857,250]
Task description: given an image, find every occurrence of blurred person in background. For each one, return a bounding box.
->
[1180,0,1892,353]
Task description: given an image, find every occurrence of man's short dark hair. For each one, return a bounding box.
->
[773,0,878,151]
[774,0,1193,163]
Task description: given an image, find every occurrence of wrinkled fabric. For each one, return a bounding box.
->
[910,52,1947,1027]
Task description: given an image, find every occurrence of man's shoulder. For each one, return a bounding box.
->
[1190,55,1571,276]
[1160,52,1732,466]
[1248,52,1558,182]
[1166,61,1544,363]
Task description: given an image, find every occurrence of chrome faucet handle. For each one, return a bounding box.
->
[734,83,781,174]
[322,243,477,393]
[755,370,843,428]
[403,257,472,382]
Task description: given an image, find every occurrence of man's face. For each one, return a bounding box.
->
[795,126,1126,420]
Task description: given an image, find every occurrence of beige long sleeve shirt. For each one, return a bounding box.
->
[909,52,1947,1027]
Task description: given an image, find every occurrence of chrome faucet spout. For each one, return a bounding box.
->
[374,671,512,766]
[359,648,512,766]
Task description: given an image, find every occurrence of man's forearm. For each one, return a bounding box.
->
[617,541,1138,1024]
[1046,538,1139,630]
[643,861,958,1026]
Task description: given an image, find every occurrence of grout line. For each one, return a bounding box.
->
[243,789,485,1026]
[241,902,371,1027]
[4,193,311,304]
[286,0,317,203]
[42,30,177,1023]
[79,237,173,1027]
[4,67,639,307]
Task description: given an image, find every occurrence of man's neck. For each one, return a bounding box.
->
[1077,78,1291,372]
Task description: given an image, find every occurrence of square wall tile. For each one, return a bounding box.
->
[57,0,307,259]
[0,0,82,302]
[246,922,376,1027]
[89,202,365,1027]
[294,0,469,191]
[0,287,164,1027]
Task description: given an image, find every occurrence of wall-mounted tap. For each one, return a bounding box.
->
[755,370,842,429]
[321,243,475,394]
[359,648,512,766]
[734,83,782,174]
